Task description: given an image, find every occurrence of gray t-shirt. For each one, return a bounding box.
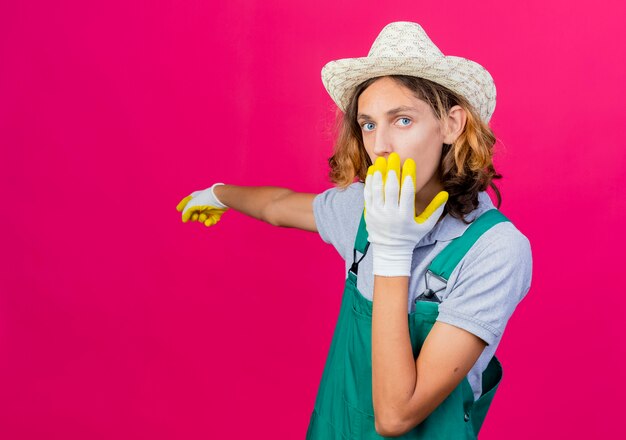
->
[312,181,533,401]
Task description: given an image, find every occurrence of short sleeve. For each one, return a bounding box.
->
[312,182,364,261]
[436,223,533,346]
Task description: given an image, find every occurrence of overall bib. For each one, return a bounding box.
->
[306,208,510,439]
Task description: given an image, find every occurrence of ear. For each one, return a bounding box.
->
[442,105,467,144]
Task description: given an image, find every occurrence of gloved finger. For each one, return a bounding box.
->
[415,191,449,224]
[399,158,416,215]
[204,216,217,227]
[184,205,212,222]
[176,195,193,212]
[182,203,198,222]
[372,167,385,208]
[374,156,387,185]
[210,210,226,225]
[384,169,400,209]
[183,206,197,223]
[402,158,417,193]
[364,166,375,214]
[198,212,208,223]
[385,153,401,207]
[211,212,224,226]
[415,200,447,230]
[372,156,387,207]
[182,206,196,223]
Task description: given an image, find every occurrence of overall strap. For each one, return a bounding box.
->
[349,210,370,276]
[354,210,370,254]
[428,208,510,281]
[350,207,510,279]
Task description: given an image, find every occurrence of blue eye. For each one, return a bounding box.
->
[362,122,375,132]
[398,118,412,126]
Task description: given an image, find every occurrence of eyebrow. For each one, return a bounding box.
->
[357,105,421,121]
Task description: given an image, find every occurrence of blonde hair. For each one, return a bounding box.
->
[326,75,502,223]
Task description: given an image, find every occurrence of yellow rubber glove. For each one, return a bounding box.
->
[363,152,449,276]
[176,183,229,227]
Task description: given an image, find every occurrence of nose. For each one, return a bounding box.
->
[372,126,393,157]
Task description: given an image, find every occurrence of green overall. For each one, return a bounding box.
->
[306,208,510,439]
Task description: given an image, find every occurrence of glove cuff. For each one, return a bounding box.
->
[210,183,229,209]
[371,243,414,277]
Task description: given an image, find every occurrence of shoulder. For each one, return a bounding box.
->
[313,181,364,220]
[448,215,534,303]
[464,219,532,270]
[473,215,531,247]
[312,182,364,256]
[314,181,363,203]
[456,215,533,291]
[437,214,533,346]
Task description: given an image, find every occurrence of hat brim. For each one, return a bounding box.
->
[321,55,496,123]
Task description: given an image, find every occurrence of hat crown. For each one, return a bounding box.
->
[367,22,444,59]
[320,21,496,123]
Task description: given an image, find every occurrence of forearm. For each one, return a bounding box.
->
[371,275,417,431]
[213,184,292,224]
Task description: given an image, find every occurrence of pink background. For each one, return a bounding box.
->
[1,1,625,438]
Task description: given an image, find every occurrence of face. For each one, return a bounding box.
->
[357,76,447,202]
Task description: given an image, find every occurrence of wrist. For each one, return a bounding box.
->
[210,183,229,209]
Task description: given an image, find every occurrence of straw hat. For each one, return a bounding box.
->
[321,21,497,123]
